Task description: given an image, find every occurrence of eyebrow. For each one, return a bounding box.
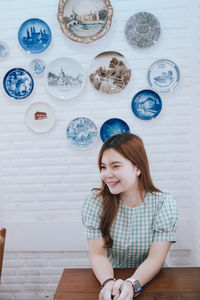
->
[101,161,122,165]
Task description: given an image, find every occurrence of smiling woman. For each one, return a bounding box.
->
[81,133,178,300]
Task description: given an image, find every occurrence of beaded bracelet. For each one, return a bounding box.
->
[101,278,116,289]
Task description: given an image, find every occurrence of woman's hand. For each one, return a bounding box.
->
[99,280,115,300]
[112,279,134,300]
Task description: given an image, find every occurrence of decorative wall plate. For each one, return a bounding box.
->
[89,51,131,94]
[57,0,113,43]
[18,18,51,54]
[147,59,180,93]
[66,117,98,149]
[29,59,46,77]
[25,102,56,133]
[131,89,162,120]
[100,118,130,142]
[45,57,85,100]
[0,41,9,58]
[125,12,161,48]
[3,68,34,100]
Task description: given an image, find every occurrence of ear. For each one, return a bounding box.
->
[136,168,141,176]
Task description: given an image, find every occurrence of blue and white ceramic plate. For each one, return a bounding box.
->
[18,18,51,54]
[0,41,9,58]
[100,118,130,142]
[25,102,56,133]
[66,117,98,150]
[29,59,46,77]
[131,90,162,120]
[3,68,34,100]
[147,59,180,93]
[125,12,161,48]
[45,57,85,100]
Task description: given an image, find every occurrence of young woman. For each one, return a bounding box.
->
[82,133,178,300]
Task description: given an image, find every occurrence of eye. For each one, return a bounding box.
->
[100,165,106,169]
[113,165,120,168]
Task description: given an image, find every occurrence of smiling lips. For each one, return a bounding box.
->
[106,180,120,187]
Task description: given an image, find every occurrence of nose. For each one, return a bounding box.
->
[102,167,113,178]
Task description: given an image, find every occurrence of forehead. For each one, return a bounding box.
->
[101,148,126,163]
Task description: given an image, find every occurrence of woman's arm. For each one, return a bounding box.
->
[88,238,114,285]
[112,241,171,300]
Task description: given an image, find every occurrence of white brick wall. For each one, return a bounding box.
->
[0,0,199,299]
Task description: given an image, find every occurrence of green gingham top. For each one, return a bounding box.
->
[82,190,178,268]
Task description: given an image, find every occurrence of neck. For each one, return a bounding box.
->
[120,189,145,208]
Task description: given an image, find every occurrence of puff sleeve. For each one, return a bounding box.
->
[153,193,178,242]
[81,190,103,239]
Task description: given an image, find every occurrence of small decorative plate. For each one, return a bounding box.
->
[45,57,85,100]
[57,0,113,43]
[89,51,131,94]
[100,118,130,142]
[147,59,180,93]
[131,89,162,120]
[125,12,161,48]
[66,117,98,149]
[18,18,51,54]
[29,59,46,77]
[25,102,56,133]
[0,41,9,58]
[3,68,34,100]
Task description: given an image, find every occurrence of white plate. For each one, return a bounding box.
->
[25,102,56,133]
[45,57,86,100]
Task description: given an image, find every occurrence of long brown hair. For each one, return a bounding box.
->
[95,133,161,248]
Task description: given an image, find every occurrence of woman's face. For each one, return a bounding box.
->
[100,148,141,195]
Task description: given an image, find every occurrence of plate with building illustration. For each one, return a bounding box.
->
[131,89,162,120]
[57,0,113,43]
[66,117,98,149]
[45,57,86,100]
[147,59,180,93]
[100,118,130,142]
[0,41,9,58]
[29,59,46,77]
[18,18,52,54]
[25,102,56,133]
[3,68,34,100]
[125,12,161,48]
[89,51,131,94]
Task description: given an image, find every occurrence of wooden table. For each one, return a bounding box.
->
[53,268,200,300]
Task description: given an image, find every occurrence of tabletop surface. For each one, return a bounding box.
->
[53,267,200,300]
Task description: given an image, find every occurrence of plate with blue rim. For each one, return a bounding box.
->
[29,59,46,77]
[100,118,130,142]
[18,18,51,54]
[3,68,34,100]
[131,89,162,120]
[147,59,180,93]
[66,117,98,150]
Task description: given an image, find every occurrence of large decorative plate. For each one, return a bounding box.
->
[125,12,161,48]
[0,41,9,58]
[3,68,34,100]
[57,0,113,43]
[66,117,98,149]
[131,89,162,120]
[18,18,51,54]
[45,57,85,100]
[147,59,180,93]
[100,118,130,142]
[25,102,56,133]
[29,59,46,77]
[89,51,131,94]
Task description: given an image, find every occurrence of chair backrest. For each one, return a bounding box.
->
[0,228,6,280]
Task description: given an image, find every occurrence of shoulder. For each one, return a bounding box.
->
[81,189,103,215]
[150,191,178,216]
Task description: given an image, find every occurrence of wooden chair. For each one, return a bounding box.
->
[0,228,6,281]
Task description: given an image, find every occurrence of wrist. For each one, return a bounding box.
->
[101,277,116,289]
[125,277,142,297]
